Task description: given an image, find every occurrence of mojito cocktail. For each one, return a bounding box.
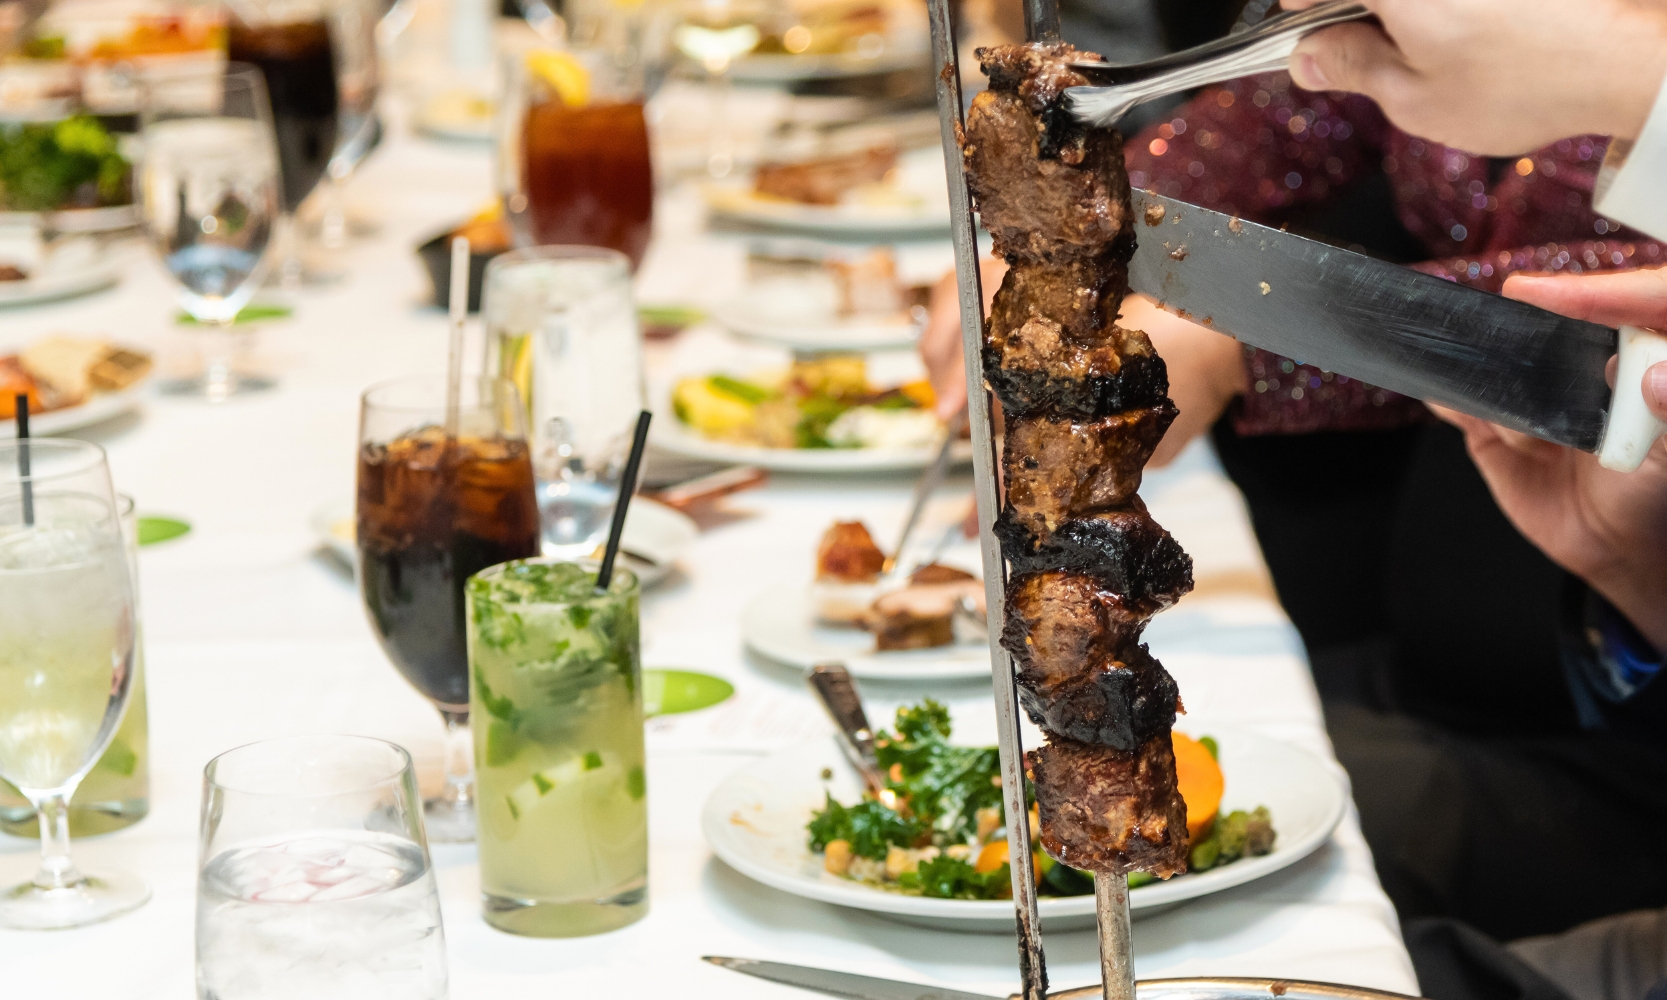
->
[467,559,647,937]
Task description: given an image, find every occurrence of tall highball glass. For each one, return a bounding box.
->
[0,439,145,929]
[196,735,448,999]
[483,246,646,558]
[139,62,282,401]
[356,376,542,842]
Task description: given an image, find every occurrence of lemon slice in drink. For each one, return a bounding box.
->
[525,50,590,107]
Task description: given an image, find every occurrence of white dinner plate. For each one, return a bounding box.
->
[704,148,951,237]
[712,278,920,353]
[702,728,1349,932]
[654,418,972,474]
[0,372,150,436]
[741,579,990,681]
[730,46,928,84]
[311,495,698,588]
[0,261,119,308]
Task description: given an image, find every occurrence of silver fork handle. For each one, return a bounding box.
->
[1065,1,1371,127]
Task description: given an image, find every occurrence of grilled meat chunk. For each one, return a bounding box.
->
[1017,642,1179,750]
[1028,734,1189,876]
[962,87,1133,263]
[988,257,1128,341]
[997,501,1194,608]
[985,323,1167,419]
[1002,569,1159,676]
[1003,403,1177,536]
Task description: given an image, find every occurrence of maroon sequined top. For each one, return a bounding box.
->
[1123,73,1667,435]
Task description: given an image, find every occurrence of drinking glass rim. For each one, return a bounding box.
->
[0,438,109,487]
[360,373,522,413]
[486,244,631,275]
[471,556,640,603]
[203,734,414,797]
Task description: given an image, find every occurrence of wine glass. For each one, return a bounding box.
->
[138,63,282,402]
[672,0,766,178]
[314,0,385,267]
[0,439,145,930]
[355,375,542,842]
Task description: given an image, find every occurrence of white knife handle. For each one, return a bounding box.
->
[1598,325,1667,471]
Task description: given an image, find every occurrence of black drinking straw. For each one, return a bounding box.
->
[595,410,653,591]
[15,393,32,527]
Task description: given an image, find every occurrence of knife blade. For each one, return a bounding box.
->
[1124,189,1616,453]
[703,957,1001,1000]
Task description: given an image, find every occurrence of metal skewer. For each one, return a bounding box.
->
[926,1,1137,999]
[924,4,1046,1000]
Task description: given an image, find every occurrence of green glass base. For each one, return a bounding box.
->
[483,881,648,938]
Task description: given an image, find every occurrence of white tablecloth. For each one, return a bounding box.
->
[0,117,1419,998]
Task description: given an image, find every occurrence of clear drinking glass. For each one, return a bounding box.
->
[483,246,646,558]
[0,439,145,930]
[196,735,448,1000]
[467,558,647,936]
[496,46,655,270]
[356,375,543,842]
[672,0,765,178]
[0,493,149,837]
[139,62,282,401]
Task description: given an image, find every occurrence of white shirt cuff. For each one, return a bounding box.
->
[1597,71,1667,242]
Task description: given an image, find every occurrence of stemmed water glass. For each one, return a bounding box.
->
[672,0,766,178]
[138,63,282,401]
[355,375,542,841]
[0,439,145,929]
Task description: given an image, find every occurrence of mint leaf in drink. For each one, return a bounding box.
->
[582,751,604,771]
[475,673,519,724]
[626,766,646,801]
[98,739,137,776]
[484,721,521,766]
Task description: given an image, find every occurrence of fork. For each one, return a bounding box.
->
[1064,1,1372,128]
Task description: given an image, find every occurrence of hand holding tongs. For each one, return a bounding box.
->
[1064,0,1373,128]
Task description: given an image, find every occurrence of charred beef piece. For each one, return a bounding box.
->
[962,87,1133,264]
[1002,569,1160,675]
[997,501,1194,608]
[985,322,1168,419]
[1017,642,1179,750]
[1028,733,1189,876]
[1002,402,1177,536]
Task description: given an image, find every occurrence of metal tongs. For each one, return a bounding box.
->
[1064,0,1372,128]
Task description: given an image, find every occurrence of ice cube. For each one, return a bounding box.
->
[309,874,385,902]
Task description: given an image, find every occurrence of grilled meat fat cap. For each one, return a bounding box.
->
[1028,734,1189,876]
[997,501,1195,608]
[1002,402,1178,537]
[1018,642,1180,750]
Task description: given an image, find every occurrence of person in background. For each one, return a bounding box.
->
[924,2,1667,943]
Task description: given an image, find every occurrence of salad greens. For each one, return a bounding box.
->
[807,700,1278,900]
[0,115,131,212]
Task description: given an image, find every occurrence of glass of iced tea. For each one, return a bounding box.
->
[356,375,542,843]
[497,47,654,270]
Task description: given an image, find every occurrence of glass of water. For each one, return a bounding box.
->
[138,62,282,402]
[483,246,646,558]
[0,440,144,930]
[196,735,448,1000]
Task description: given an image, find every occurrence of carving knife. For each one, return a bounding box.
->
[1124,189,1667,471]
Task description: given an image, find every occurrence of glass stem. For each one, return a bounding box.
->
[202,318,237,403]
[438,711,473,810]
[31,793,82,891]
[705,61,735,178]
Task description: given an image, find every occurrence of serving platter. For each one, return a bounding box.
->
[702,728,1348,932]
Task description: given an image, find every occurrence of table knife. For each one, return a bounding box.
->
[804,663,895,805]
[1125,189,1667,471]
[702,957,1423,1000]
